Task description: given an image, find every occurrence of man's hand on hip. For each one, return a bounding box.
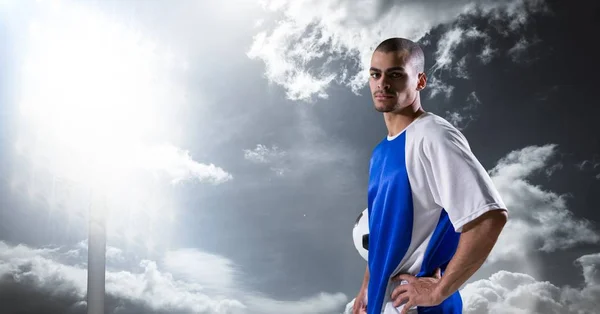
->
[390,268,444,314]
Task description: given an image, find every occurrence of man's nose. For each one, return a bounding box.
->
[379,76,391,89]
[379,81,391,90]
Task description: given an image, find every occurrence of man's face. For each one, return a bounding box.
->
[368,50,425,113]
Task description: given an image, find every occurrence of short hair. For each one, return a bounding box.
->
[374,37,424,73]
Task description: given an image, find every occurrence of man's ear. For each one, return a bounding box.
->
[416,72,427,91]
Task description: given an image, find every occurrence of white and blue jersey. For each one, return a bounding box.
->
[366,112,506,314]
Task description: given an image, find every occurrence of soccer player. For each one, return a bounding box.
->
[352,38,508,314]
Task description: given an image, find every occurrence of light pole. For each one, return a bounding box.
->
[87,189,107,314]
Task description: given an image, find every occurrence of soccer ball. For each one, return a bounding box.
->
[352,208,369,261]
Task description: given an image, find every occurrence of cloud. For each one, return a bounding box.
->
[544,162,563,177]
[0,243,87,303]
[575,159,600,179]
[249,0,548,102]
[427,2,547,98]
[105,260,247,314]
[63,240,122,265]
[163,249,238,294]
[136,144,233,185]
[488,144,599,262]
[478,44,497,64]
[428,75,456,99]
[427,27,488,99]
[244,144,287,164]
[0,241,347,314]
[244,144,289,176]
[576,160,599,171]
[461,253,600,314]
[445,91,480,130]
[431,26,488,74]
[455,56,469,79]
[508,37,530,61]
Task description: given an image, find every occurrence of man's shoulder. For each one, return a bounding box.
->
[411,112,465,143]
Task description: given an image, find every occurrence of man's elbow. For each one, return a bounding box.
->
[488,208,508,227]
[463,209,508,233]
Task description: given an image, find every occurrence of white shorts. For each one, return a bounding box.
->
[382,302,418,314]
[364,280,418,314]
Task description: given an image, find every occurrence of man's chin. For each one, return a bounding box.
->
[373,98,398,112]
[374,104,395,113]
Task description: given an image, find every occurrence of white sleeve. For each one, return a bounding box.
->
[420,124,507,232]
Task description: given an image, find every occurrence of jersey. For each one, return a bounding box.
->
[366,112,507,314]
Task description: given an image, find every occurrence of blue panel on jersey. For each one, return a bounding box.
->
[367,132,414,314]
[416,209,462,313]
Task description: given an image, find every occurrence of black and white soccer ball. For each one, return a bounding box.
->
[352,208,369,261]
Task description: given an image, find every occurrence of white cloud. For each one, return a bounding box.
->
[244,144,289,176]
[244,144,287,164]
[0,242,88,299]
[478,44,497,64]
[508,37,530,61]
[576,160,596,171]
[488,144,600,262]
[431,26,488,75]
[575,159,600,180]
[461,253,600,314]
[462,271,563,313]
[0,241,348,314]
[250,0,547,102]
[163,249,238,294]
[59,240,130,270]
[106,259,246,314]
[136,144,233,185]
[544,162,563,177]
[455,56,469,79]
[445,91,480,130]
[432,27,468,73]
[428,76,455,99]
[428,2,546,97]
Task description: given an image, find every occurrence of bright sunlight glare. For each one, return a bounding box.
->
[17,4,183,184]
[10,1,229,253]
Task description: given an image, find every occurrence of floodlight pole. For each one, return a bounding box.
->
[87,189,106,314]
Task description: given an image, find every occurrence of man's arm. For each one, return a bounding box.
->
[434,209,508,300]
[391,209,507,312]
[361,265,370,289]
[352,266,370,314]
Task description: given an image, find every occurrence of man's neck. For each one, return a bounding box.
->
[383,105,426,138]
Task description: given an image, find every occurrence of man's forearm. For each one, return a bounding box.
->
[361,265,370,290]
[434,209,508,299]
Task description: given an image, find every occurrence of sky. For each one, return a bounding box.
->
[0,0,599,313]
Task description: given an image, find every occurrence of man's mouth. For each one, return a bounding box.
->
[375,93,395,99]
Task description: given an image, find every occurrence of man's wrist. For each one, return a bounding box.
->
[433,278,452,302]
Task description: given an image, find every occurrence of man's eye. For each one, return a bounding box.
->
[370,73,380,78]
[390,73,403,78]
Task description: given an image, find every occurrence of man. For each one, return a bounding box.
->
[352,38,508,314]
